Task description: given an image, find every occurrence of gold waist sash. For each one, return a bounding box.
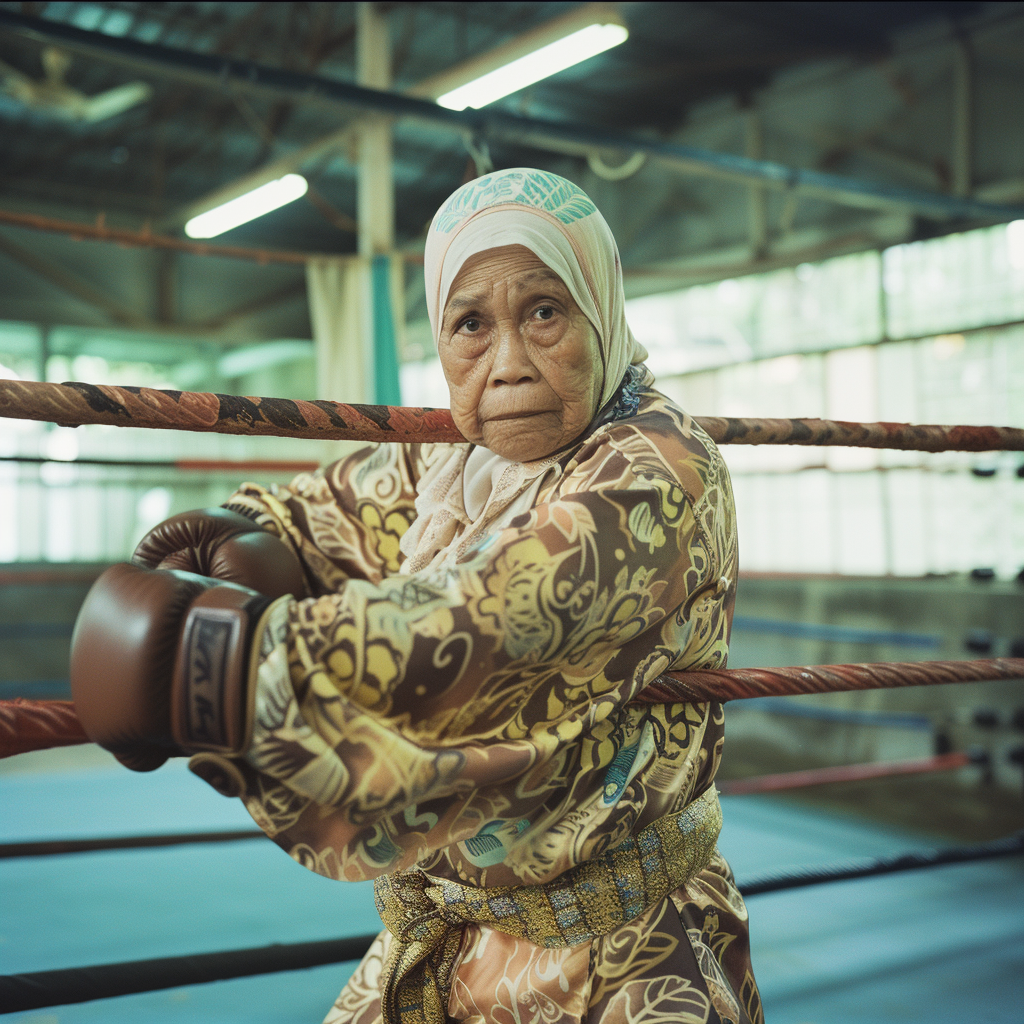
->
[373,785,722,1024]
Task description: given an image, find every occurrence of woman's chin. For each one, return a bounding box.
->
[481,416,563,462]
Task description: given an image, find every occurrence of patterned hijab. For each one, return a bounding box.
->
[401,169,648,574]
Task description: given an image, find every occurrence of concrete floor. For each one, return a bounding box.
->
[2,747,1022,1023]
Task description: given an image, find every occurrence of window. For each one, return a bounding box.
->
[643,223,1024,578]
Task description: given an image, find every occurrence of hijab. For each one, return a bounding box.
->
[400,168,649,573]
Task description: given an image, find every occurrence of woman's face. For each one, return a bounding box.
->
[438,245,603,462]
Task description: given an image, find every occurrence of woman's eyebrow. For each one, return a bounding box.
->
[444,269,566,322]
[516,269,565,288]
[445,292,484,314]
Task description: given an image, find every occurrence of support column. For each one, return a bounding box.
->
[308,3,401,406]
[357,1,402,405]
[357,2,394,260]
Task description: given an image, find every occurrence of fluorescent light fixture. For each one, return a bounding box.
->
[185,174,309,238]
[437,21,628,111]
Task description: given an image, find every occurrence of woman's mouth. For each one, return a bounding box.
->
[487,411,546,422]
[483,406,560,425]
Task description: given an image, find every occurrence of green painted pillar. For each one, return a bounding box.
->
[372,254,402,405]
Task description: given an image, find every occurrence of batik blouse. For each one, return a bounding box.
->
[209,381,761,1024]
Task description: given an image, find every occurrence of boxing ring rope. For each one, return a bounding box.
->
[1,698,87,757]
[1,455,321,473]
[2,383,1023,1012]
[3,377,1024,450]
[0,380,1021,756]
[636,657,1024,703]
[0,827,266,860]
[715,750,979,796]
[3,829,1022,1014]
[3,659,1023,759]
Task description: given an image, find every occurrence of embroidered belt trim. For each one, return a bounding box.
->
[373,785,723,1024]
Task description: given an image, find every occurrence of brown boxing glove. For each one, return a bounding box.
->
[70,562,278,772]
[133,507,305,600]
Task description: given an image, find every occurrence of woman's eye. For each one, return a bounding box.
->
[461,318,481,333]
[534,306,555,321]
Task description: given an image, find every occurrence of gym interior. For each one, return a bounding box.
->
[1,3,1023,1022]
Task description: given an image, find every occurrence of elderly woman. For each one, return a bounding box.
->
[71,169,760,1024]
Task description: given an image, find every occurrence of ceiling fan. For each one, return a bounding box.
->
[0,46,151,122]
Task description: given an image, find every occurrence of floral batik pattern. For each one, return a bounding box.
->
[218,383,760,1024]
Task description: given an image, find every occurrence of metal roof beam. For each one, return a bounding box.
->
[0,229,154,329]
[3,8,1023,224]
[159,3,624,231]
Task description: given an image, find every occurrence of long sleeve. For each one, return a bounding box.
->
[228,406,738,886]
[224,443,428,593]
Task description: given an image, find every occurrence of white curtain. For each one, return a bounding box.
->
[305,256,374,404]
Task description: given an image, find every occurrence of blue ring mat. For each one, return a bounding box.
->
[2,758,1022,1023]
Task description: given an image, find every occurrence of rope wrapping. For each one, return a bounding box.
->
[694,416,1024,451]
[0,379,464,445]
[0,699,87,757]
[2,379,1024,450]
[637,657,1024,703]
[2,660,1020,759]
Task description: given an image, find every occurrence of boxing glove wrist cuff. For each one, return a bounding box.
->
[171,589,285,756]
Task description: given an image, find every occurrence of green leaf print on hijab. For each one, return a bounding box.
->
[434,169,598,233]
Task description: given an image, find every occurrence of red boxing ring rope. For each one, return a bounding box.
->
[2,378,1024,450]
[3,659,1022,759]
[1,699,87,757]
[1,382,1021,759]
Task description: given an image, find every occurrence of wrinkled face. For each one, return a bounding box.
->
[438,245,603,462]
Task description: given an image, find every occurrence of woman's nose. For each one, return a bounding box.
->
[488,326,537,386]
